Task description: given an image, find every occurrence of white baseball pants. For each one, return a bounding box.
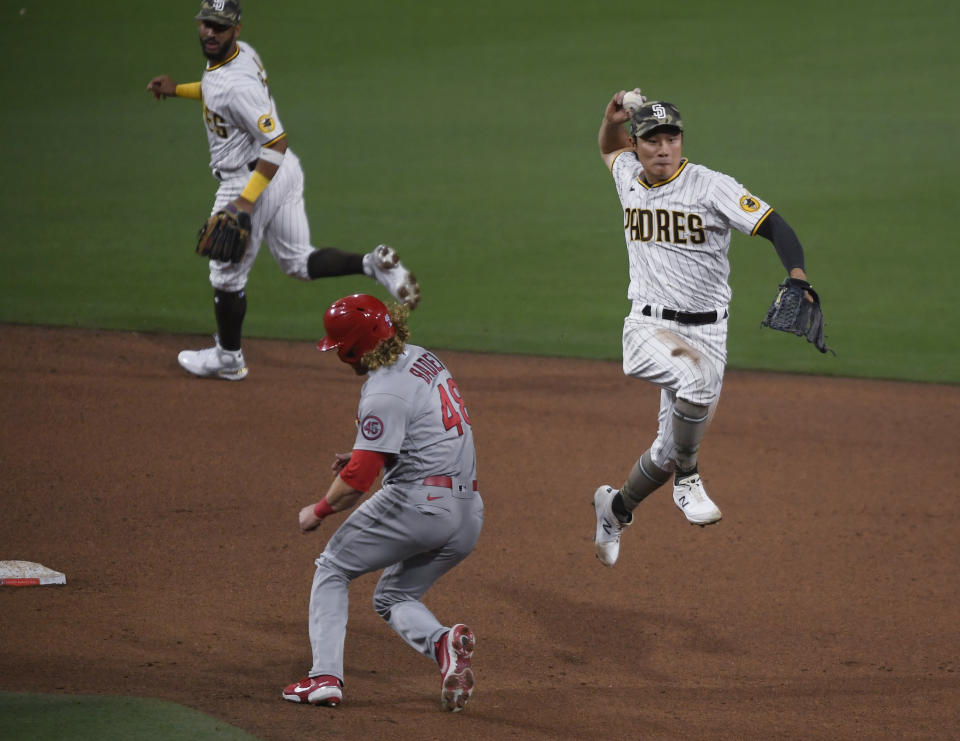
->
[622,302,727,471]
[206,150,316,292]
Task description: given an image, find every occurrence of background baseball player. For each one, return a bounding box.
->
[282,294,483,712]
[592,89,821,567]
[146,0,420,381]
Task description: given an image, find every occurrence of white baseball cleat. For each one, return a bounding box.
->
[363,244,421,308]
[672,472,722,526]
[437,623,475,712]
[593,485,632,567]
[177,336,247,381]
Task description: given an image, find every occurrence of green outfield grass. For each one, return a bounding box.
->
[0,692,258,740]
[0,0,956,382]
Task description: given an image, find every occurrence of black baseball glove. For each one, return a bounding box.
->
[196,203,251,263]
[761,277,833,354]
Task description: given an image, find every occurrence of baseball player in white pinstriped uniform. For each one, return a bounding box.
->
[147,0,419,381]
[593,89,816,567]
[283,294,482,712]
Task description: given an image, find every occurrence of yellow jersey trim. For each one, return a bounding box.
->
[637,159,688,190]
[751,207,775,236]
[264,132,287,147]
[206,45,240,72]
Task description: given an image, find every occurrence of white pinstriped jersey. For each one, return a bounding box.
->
[611,152,773,312]
[200,41,285,173]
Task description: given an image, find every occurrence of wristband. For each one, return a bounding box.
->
[313,498,335,520]
[175,82,202,100]
[240,170,271,203]
[258,146,285,166]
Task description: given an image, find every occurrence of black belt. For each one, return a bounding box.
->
[214,160,257,181]
[641,305,728,325]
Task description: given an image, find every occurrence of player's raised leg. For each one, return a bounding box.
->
[363,245,421,308]
[263,184,421,309]
[593,485,631,567]
[671,398,721,526]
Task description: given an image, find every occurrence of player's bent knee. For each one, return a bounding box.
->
[372,593,392,620]
[674,397,710,421]
[277,254,311,281]
[209,268,249,293]
[312,555,352,586]
[649,442,676,473]
[680,368,721,407]
[372,590,412,621]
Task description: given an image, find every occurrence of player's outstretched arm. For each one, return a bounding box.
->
[299,477,365,532]
[755,211,813,301]
[298,448,387,532]
[599,91,633,169]
[146,75,177,100]
[146,75,202,101]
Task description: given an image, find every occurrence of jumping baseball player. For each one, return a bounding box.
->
[283,294,483,712]
[146,0,420,381]
[593,90,820,567]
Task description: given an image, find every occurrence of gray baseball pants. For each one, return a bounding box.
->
[306,482,484,682]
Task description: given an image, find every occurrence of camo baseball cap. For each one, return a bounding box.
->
[630,101,684,139]
[195,0,242,26]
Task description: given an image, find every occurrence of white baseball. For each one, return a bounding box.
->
[621,90,646,113]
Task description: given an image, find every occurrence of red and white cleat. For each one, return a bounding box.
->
[437,623,475,712]
[281,675,342,707]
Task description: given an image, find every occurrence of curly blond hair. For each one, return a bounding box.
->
[361,303,411,370]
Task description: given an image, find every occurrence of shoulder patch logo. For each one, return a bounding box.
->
[257,113,275,133]
[360,415,384,441]
[739,194,760,213]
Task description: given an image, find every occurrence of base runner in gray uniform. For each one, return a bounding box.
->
[283,294,483,712]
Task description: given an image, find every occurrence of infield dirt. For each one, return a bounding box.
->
[2,324,957,740]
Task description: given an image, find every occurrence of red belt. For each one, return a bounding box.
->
[423,476,478,491]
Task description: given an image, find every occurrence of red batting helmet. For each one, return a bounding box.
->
[317,294,395,364]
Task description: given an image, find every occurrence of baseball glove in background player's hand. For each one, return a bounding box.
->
[196,203,251,263]
[761,277,834,354]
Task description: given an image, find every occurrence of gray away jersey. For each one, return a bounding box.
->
[200,40,286,173]
[352,344,477,486]
[611,152,773,312]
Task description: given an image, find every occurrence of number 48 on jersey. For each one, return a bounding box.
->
[438,379,471,436]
